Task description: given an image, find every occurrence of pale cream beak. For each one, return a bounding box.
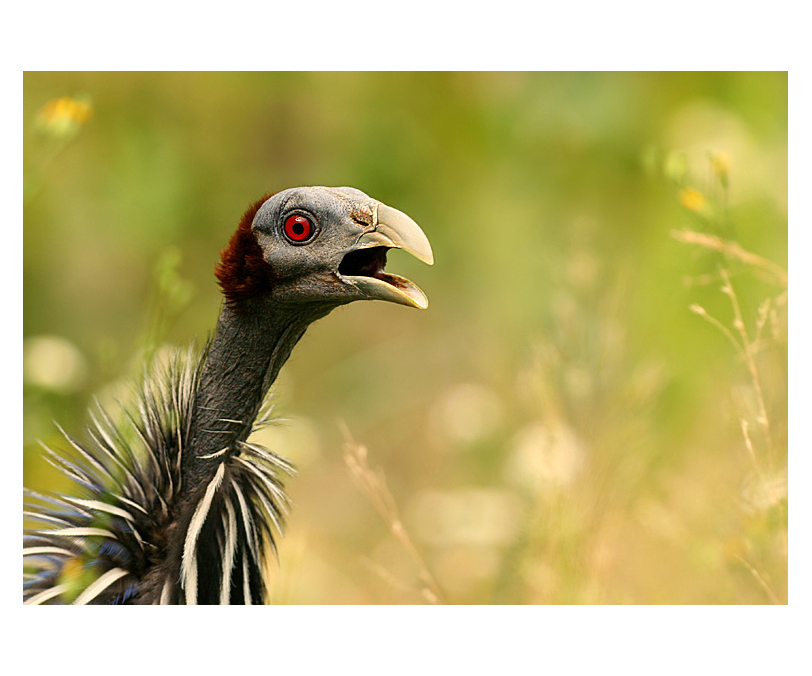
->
[339,203,434,309]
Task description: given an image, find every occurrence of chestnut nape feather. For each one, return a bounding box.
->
[215,193,277,304]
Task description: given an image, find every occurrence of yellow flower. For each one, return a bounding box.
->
[679,187,708,214]
[35,96,93,138]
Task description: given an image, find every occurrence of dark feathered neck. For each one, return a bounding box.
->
[168,295,333,605]
[183,299,308,487]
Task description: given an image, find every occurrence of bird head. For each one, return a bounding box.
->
[216,186,433,311]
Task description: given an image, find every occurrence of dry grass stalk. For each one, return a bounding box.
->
[358,557,438,603]
[739,419,762,476]
[689,304,743,357]
[681,219,785,475]
[341,423,444,604]
[671,228,788,288]
[718,269,775,470]
[686,253,786,601]
[735,555,781,605]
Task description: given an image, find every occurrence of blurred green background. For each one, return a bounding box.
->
[23,72,787,604]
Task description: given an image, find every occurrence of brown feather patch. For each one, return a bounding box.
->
[215,193,277,304]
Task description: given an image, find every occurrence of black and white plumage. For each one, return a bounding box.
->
[23,186,433,605]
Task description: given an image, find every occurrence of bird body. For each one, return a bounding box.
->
[23,187,433,604]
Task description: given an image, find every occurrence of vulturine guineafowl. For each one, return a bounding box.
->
[23,186,433,604]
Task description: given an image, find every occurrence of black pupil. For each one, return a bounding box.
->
[293,222,305,235]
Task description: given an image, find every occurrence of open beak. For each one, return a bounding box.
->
[337,204,434,309]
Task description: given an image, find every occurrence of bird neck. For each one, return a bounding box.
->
[182,297,331,488]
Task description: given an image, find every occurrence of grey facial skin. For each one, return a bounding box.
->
[252,186,433,309]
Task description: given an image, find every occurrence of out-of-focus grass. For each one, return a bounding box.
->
[23,72,787,604]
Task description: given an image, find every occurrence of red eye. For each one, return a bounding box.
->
[284,214,313,242]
